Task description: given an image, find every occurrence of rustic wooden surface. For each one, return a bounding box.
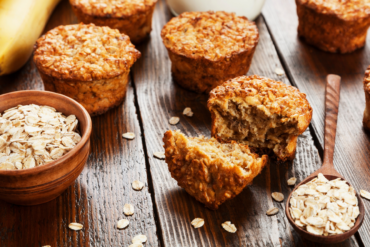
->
[0,0,367,246]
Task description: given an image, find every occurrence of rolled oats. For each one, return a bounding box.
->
[289,173,360,236]
[287,177,297,186]
[191,218,204,228]
[122,132,135,140]
[132,234,147,244]
[360,189,370,200]
[266,207,279,216]
[117,219,129,229]
[123,203,134,216]
[272,192,284,202]
[0,105,81,170]
[132,180,144,191]
[221,221,237,233]
[275,68,285,76]
[183,107,194,117]
[129,244,143,247]
[153,152,165,160]
[69,222,83,231]
[169,117,180,125]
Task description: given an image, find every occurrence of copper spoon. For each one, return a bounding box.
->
[285,74,365,244]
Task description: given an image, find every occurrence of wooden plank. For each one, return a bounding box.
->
[263,0,370,245]
[132,1,358,246]
[0,0,159,246]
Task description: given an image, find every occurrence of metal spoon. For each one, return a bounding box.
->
[285,74,365,243]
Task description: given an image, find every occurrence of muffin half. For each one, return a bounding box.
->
[161,11,259,93]
[33,24,141,116]
[69,0,157,44]
[163,130,268,210]
[208,75,312,161]
[296,0,370,53]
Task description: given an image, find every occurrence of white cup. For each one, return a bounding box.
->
[166,0,266,20]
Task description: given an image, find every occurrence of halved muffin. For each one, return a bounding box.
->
[33,24,141,116]
[163,130,268,210]
[161,11,259,93]
[69,0,157,44]
[363,66,370,130]
[296,0,370,53]
[208,75,312,161]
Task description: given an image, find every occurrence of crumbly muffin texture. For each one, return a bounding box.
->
[208,75,312,161]
[161,11,258,61]
[70,0,157,18]
[163,130,267,210]
[297,0,370,20]
[363,66,370,130]
[34,24,141,81]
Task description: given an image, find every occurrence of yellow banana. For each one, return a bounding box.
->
[0,0,61,76]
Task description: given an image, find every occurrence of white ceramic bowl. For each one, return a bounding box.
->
[166,0,266,20]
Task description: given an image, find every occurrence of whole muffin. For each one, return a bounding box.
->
[363,66,370,130]
[161,11,259,93]
[207,75,313,161]
[296,0,370,53]
[163,130,268,210]
[69,0,157,44]
[34,24,141,116]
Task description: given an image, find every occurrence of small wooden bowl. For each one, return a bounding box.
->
[0,90,92,205]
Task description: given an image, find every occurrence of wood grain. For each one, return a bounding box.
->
[0,0,159,246]
[132,1,359,246]
[263,0,370,245]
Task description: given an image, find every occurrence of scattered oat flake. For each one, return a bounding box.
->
[169,117,180,125]
[122,132,135,140]
[69,222,83,231]
[183,107,193,117]
[129,244,143,247]
[117,219,129,229]
[191,218,204,228]
[287,177,297,186]
[153,152,165,160]
[360,190,370,200]
[123,203,134,216]
[42,245,51,247]
[132,234,147,244]
[266,207,279,216]
[132,180,144,191]
[272,192,284,202]
[221,221,237,233]
[275,68,285,76]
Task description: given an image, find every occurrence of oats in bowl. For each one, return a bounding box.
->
[0,104,81,170]
[161,11,259,93]
[69,0,157,44]
[289,173,360,236]
[33,23,141,116]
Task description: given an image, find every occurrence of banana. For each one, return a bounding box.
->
[0,0,61,76]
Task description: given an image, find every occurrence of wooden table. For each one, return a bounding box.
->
[0,0,369,246]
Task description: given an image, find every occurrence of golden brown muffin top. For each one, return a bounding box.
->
[69,0,157,18]
[297,0,370,21]
[161,11,259,61]
[34,24,141,81]
[208,75,312,119]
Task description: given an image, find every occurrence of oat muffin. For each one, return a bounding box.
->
[33,24,141,116]
[208,75,312,161]
[363,66,370,130]
[161,11,259,93]
[163,130,268,210]
[69,0,157,44]
[296,0,370,53]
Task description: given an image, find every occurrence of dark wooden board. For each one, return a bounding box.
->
[0,1,159,246]
[262,0,370,245]
[132,0,359,246]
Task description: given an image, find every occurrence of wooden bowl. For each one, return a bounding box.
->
[0,90,92,205]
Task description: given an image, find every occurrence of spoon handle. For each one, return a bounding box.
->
[322,74,341,168]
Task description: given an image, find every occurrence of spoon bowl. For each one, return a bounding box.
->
[285,75,365,243]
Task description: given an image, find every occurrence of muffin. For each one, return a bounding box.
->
[69,0,157,44]
[207,75,312,161]
[161,11,259,93]
[296,0,370,53]
[33,24,141,116]
[363,66,370,130]
[163,130,268,210]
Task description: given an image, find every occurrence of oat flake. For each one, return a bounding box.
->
[266,207,279,216]
[123,203,134,216]
[153,152,165,160]
[117,219,129,229]
[69,222,83,231]
[132,234,147,244]
[122,132,135,140]
[169,117,180,125]
[287,177,297,186]
[132,180,144,191]
[221,221,237,233]
[191,218,204,228]
[272,192,284,202]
